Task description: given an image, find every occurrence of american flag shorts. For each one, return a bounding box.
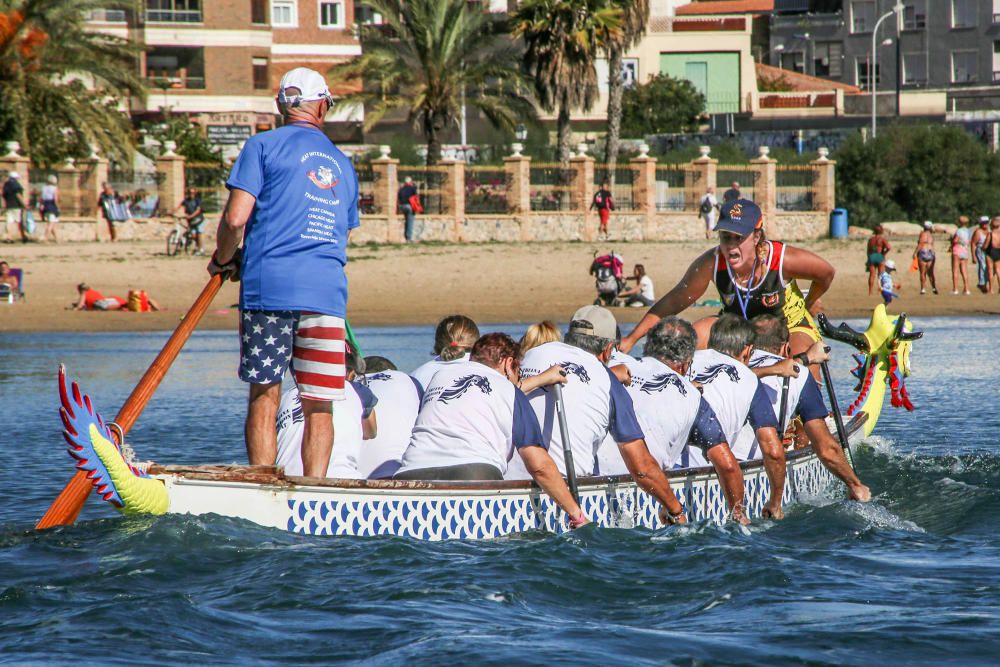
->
[239,310,346,401]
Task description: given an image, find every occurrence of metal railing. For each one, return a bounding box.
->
[593,165,635,211]
[146,9,202,23]
[355,163,380,215]
[653,164,686,211]
[775,165,816,212]
[716,166,757,205]
[85,9,127,22]
[529,163,574,212]
[464,166,508,215]
[184,162,228,213]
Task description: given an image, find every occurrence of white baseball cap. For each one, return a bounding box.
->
[7,172,18,179]
[923,220,933,229]
[884,259,896,271]
[278,67,332,106]
[569,305,618,341]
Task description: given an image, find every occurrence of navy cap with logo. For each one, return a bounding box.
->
[715,198,763,237]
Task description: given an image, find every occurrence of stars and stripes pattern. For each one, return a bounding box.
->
[239,310,296,385]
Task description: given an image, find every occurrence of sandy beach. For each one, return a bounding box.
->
[1,236,997,334]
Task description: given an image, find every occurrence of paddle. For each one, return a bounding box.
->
[552,383,580,503]
[819,360,857,471]
[36,272,229,530]
[777,375,791,440]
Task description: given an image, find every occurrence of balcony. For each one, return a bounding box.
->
[84,9,127,22]
[146,74,205,90]
[145,9,202,23]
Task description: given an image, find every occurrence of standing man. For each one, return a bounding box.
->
[2,171,24,242]
[722,181,741,204]
[971,216,990,293]
[208,67,360,477]
[397,176,418,242]
[699,186,718,239]
[174,187,206,255]
[590,179,615,240]
[97,182,118,242]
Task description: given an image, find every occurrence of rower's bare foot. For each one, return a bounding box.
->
[848,484,872,502]
[761,502,784,520]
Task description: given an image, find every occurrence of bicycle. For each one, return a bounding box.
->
[165,215,197,256]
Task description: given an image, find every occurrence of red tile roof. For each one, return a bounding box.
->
[756,62,862,94]
[675,0,774,15]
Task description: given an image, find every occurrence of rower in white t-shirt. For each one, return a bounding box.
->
[394,333,590,528]
[507,306,690,526]
[737,314,871,502]
[680,314,786,519]
[275,378,378,478]
[410,314,480,390]
[356,356,423,479]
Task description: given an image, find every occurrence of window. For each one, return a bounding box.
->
[146,0,201,23]
[952,50,978,82]
[902,53,926,84]
[319,0,343,27]
[855,58,880,89]
[251,0,267,24]
[271,0,297,26]
[146,47,205,89]
[780,51,805,73]
[994,41,1000,81]
[253,57,269,90]
[355,5,383,24]
[951,0,976,28]
[903,1,926,30]
[994,0,1000,25]
[851,1,875,33]
[814,41,842,77]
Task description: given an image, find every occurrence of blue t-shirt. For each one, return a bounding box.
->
[227,123,360,317]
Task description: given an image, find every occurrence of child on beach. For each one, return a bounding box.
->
[879,260,900,305]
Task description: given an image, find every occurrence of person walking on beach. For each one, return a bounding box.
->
[97,183,118,242]
[208,67,360,477]
[2,172,24,242]
[590,180,614,240]
[723,181,741,204]
[40,175,59,243]
[971,216,991,293]
[700,186,719,239]
[950,215,971,295]
[866,224,891,295]
[397,176,419,242]
[984,217,1000,294]
[879,259,900,305]
[913,221,938,295]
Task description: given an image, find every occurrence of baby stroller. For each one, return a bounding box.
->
[590,251,625,306]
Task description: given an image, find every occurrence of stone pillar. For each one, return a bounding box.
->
[750,146,777,237]
[372,146,400,243]
[78,149,109,225]
[57,159,80,218]
[0,142,30,185]
[630,143,657,239]
[569,144,595,240]
[685,145,717,211]
[504,145,532,241]
[156,141,185,221]
[440,158,465,241]
[811,147,836,215]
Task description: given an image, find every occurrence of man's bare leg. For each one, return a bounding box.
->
[246,382,281,465]
[300,397,334,477]
[803,419,871,501]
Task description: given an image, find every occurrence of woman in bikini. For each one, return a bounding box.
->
[618,199,833,372]
[913,221,938,295]
[950,216,972,295]
[866,225,891,296]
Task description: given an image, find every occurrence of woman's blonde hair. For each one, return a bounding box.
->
[519,320,562,356]
[434,314,480,361]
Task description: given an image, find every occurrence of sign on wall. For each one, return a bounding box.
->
[207,125,253,145]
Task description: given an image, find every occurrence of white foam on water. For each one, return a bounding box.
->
[850,500,925,533]
[485,592,510,603]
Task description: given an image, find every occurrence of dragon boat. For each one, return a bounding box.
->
[56,306,920,540]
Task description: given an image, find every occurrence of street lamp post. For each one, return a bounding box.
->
[871,2,905,139]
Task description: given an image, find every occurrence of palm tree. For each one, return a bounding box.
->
[336,0,535,166]
[0,0,144,165]
[603,0,649,176]
[512,0,622,167]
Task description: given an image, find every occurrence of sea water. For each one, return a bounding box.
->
[1,317,998,664]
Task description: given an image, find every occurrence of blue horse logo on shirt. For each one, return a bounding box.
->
[438,375,493,403]
[640,373,688,396]
[692,363,741,385]
[366,372,393,383]
[561,362,591,384]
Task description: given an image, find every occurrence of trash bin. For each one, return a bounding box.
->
[830,208,848,239]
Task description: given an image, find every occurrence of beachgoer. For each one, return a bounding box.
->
[618,263,655,308]
[275,351,378,479]
[590,180,614,240]
[97,183,118,242]
[126,289,162,312]
[700,186,719,239]
[518,320,561,357]
[680,314,786,519]
[410,315,480,390]
[618,199,834,379]
[397,176,418,242]
[986,217,1000,294]
[208,67,360,476]
[722,181,741,204]
[507,305,689,526]
[2,172,24,242]
[878,260,900,304]
[40,175,59,243]
[913,221,938,295]
[866,224,891,296]
[354,356,423,479]
[394,333,591,528]
[739,315,871,501]
[71,282,126,310]
[971,216,991,293]
[174,187,205,255]
[950,216,972,295]
[595,317,749,524]
[0,260,18,300]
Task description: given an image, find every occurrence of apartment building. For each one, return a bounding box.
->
[87,0,362,145]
